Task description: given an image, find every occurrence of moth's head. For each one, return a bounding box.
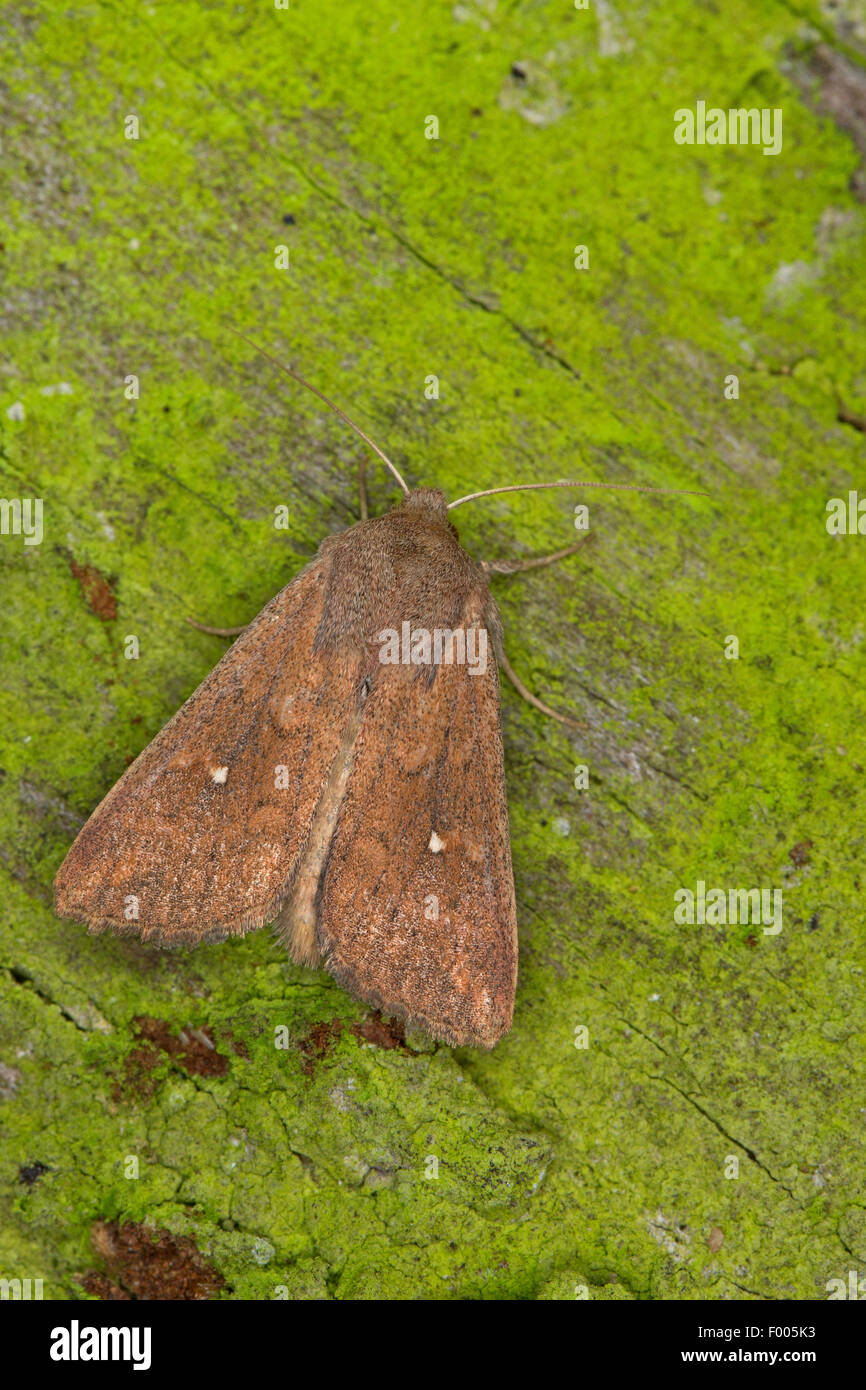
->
[398,487,449,525]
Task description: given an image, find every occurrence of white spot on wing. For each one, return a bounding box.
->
[211,766,229,784]
[428,831,445,853]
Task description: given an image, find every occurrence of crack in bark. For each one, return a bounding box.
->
[3,965,111,1033]
[644,1070,797,1199]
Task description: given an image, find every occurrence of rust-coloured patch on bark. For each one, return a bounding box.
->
[68,557,118,622]
[114,1016,230,1100]
[296,1018,344,1076]
[78,1271,131,1300]
[80,1220,225,1300]
[350,1009,417,1054]
[296,1010,417,1076]
[222,1028,250,1058]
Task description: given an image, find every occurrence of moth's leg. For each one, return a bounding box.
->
[479,535,592,575]
[493,638,584,731]
[185,618,249,637]
[359,456,369,522]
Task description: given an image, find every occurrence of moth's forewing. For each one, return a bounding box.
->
[316,602,517,1049]
[54,556,361,942]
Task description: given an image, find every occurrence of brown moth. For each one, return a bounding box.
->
[55,339,705,1048]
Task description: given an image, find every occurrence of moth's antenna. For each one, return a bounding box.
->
[447,479,709,510]
[229,328,410,496]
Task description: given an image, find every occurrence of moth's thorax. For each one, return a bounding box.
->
[313,485,495,656]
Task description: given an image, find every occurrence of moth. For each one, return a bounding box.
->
[55,336,704,1048]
